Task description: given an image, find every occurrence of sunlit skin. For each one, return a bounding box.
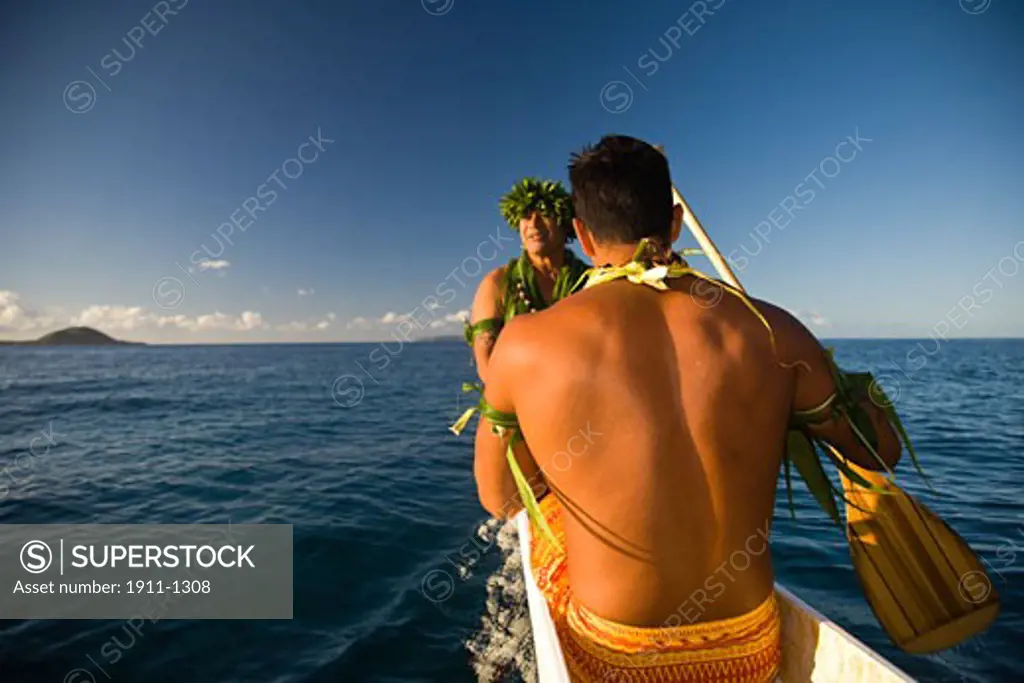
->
[468,211,568,383]
[474,204,902,627]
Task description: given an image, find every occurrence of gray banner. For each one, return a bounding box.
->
[0,524,292,619]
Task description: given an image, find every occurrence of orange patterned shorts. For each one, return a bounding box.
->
[530,496,781,683]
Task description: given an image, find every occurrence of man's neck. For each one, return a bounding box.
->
[592,238,677,268]
[591,243,643,268]
[525,249,566,279]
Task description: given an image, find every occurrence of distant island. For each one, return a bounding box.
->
[0,327,146,346]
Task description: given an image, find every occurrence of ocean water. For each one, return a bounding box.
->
[0,339,1021,682]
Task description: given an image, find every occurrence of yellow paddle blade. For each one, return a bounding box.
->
[841,463,999,654]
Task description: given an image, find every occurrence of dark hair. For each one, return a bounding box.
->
[567,135,673,244]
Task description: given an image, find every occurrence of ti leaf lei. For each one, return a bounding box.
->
[463,249,590,345]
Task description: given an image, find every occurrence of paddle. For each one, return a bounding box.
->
[839,463,1000,653]
[659,149,1000,653]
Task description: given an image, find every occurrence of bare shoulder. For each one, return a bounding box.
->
[489,303,576,369]
[471,265,508,319]
[493,307,550,353]
[475,265,507,297]
[748,296,825,369]
[749,297,804,338]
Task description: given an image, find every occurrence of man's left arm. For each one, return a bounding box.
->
[473,324,546,518]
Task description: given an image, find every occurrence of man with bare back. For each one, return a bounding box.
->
[472,135,902,681]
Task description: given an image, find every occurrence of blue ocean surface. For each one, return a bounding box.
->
[0,339,1021,682]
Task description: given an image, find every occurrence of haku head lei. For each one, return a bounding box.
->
[498,178,575,242]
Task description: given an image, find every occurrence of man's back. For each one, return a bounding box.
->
[472,134,901,680]
[505,275,792,626]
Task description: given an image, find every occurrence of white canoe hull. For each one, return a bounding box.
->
[516,511,916,683]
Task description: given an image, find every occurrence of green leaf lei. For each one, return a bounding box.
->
[463,249,590,346]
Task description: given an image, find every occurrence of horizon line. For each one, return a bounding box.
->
[3,336,1024,348]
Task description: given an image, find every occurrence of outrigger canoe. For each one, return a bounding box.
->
[516,510,916,683]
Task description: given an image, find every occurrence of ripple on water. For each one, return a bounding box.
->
[0,340,1021,682]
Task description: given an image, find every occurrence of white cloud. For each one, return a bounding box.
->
[4,290,385,342]
[277,312,333,332]
[197,259,231,271]
[445,309,470,323]
[154,314,189,329]
[789,309,830,329]
[7,283,474,342]
[188,313,232,330]
[308,313,333,331]
[297,288,315,297]
[70,306,266,334]
[0,291,23,326]
[426,311,469,332]
[356,308,469,332]
[236,311,264,331]
[375,308,468,328]
[182,311,264,332]
[71,305,150,331]
[0,290,54,332]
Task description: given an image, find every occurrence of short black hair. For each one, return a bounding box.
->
[567,135,673,245]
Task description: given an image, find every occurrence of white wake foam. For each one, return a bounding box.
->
[465,518,536,682]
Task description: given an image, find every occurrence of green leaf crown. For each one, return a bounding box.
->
[498,177,575,242]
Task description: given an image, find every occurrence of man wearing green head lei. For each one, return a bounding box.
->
[465,177,589,382]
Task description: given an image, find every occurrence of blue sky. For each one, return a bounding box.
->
[1,0,1022,343]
